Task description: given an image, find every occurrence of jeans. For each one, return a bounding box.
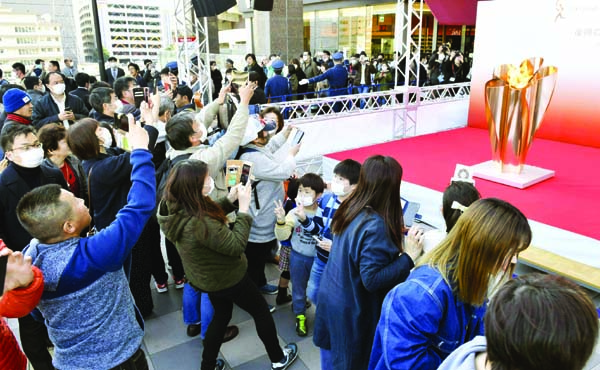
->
[182,284,214,339]
[290,250,314,315]
[245,239,277,288]
[357,85,370,108]
[307,257,327,305]
[109,348,148,370]
[203,275,284,370]
[320,348,333,370]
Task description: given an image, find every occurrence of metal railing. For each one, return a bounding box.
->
[257,82,471,124]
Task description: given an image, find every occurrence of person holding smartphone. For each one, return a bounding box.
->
[32,72,89,129]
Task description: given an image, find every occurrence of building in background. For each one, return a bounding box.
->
[0,0,78,63]
[0,7,64,80]
[78,0,172,64]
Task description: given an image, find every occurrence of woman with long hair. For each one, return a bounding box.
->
[369,198,532,370]
[157,159,297,370]
[312,155,424,370]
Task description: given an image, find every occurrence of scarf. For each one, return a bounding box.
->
[6,113,31,125]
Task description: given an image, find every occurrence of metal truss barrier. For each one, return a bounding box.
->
[257,82,471,125]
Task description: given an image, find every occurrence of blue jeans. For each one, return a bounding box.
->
[290,250,314,315]
[182,284,214,339]
[307,257,326,305]
[320,348,333,370]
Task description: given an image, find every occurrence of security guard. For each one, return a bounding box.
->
[264,59,291,103]
[300,52,348,98]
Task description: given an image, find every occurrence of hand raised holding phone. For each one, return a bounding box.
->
[237,180,253,213]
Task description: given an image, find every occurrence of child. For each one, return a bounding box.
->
[274,173,325,337]
[300,159,361,305]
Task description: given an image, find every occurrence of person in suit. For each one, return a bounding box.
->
[105,57,125,86]
[70,73,92,111]
[31,72,88,129]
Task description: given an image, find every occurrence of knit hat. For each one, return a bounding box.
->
[2,88,31,113]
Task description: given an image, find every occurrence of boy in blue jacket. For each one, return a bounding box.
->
[18,120,155,370]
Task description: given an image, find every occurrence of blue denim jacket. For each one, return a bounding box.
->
[369,265,486,370]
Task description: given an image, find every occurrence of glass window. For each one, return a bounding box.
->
[312,9,338,52]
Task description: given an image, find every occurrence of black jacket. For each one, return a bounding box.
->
[31,93,89,129]
[70,87,92,111]
[106,67,125,86]
[0,162,68,251]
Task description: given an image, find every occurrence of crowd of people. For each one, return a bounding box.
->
[0,51,597,370]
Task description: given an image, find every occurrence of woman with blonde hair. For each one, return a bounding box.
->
[369,198,532,370]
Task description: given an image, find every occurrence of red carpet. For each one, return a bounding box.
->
[325,127,600,240]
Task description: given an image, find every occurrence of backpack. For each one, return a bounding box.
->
[155,153,192,207]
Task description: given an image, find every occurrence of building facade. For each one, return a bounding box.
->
[0,7,64,80]
[79,0,172,64]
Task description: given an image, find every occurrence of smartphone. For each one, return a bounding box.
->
[113,113,129,132]
[133,87,145,108]
[164,82,171,91]
[0,254,7,296]
[64,106,72,113]
[291,129,305,145]
[227,167,238,187]
[312,235,323,242]
[240,163,252,185]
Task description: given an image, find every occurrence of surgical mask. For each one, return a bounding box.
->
[205,176,215,195]
[51,83,66,95]
[114,100,124,113]
[98,128,113,148]
[109,62,117,69]
[18,147,44,168]
[331,181,348,196]
[299,195,314,207]
[303,55,309,61]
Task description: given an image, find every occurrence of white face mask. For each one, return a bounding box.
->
[51,83,66,95]
[331,181,348,197]
[205,176,215,196]
[98,128,113,148]
[303,55,309,61]
[299,195,314,207]
[114,100,124,113]
[109,62,117,69]
[17,147,44,168]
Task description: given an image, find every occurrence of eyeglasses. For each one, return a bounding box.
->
[11,143,42,152]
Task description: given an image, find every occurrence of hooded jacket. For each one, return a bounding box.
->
[157,197,252,292]
[437,336,487,370]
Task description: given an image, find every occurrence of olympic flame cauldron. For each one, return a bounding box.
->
[485,58,558,174]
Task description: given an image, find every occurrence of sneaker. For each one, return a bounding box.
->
[174,278,185,289]
[276,293,292,305]
[295,314,307,337]
[271,343,298,370]
[154,281,168,293]
[268,304,276,313]
[259,284,278,295]
[215,358,225,370]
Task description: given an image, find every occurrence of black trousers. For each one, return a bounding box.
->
[163,238,185,281]
[18,314,54,370]
[109,348,148,370]
[202,275,284,370]
[245,239,277,288]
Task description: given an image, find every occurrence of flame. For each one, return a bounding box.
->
[506,60,534,89]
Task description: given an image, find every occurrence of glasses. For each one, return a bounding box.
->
[12,143,42,152]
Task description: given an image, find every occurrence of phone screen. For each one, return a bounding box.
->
[113,113,129,132]
[133,87,145,108]
[240,164,251,185]
[292,129,305,145]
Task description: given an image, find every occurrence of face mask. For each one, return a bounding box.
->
[303,55,309,61]
[109,62,117,69]
[17,147,44,168]
[114,100,124,113]
[52,83,66,95]
[299,195,314,207]
[205,176,215,195]
[98,128,113,148]
[331,181,348,196]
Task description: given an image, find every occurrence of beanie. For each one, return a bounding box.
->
[2,88,31,113]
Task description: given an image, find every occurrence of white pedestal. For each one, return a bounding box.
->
[471,161,555,189]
